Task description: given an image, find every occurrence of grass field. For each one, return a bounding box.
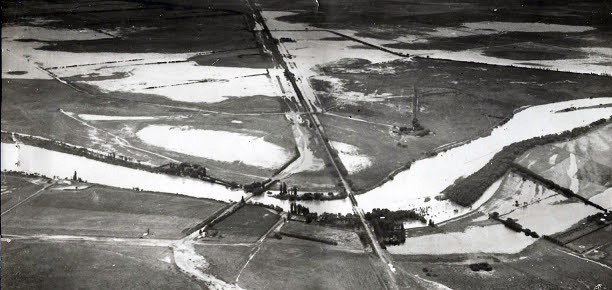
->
[393,240,612,289]
[5,0,612,194]
[249,3,612,192]
[280,221,364,249]
[1,176,226,239]
[1,175,47,212]
[314,56,612,192]
[212,205,280,243]
[237,236,388,289]
[567,224,612,257]
[193,244,254,283]
[0,240,204,290]
[259,0,612,73]
[1,0,297,185]
[1,78,296,184]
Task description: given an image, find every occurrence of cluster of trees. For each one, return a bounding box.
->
[290,203,310,216]
[278,182,297,195]
[277,191,346,201]
[370,217,405,246]
[489,212,539,238]
[290,207,368,228]
[158,162,206,179]
[523,228,539,238]
[469,262,493,272]
[290,203,319,223]
[248,201,283,213]
[72,171,83,182]
[446,117,610,206]
[278,37,296,43]
[275,181,347,201]
[316,212,362,229]
[365,208,429,246]
[422,268,439,277]
[105,152,134,162]
[243,181,265,194]
[365,208,428,224]
[586,212,611,224]
[501,217,523,232]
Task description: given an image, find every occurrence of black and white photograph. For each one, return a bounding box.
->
[1,0,612,289]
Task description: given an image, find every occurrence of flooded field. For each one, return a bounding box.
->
[388,223,535,255]
[516,123,612,203]
[505,194,599,235]
[75,63,285,103]
[3,1,612,289]
[478,171,560,216]
[329,141,372,174]
[136,125,293,169]
[1,143,244,202]
[78,114,161,121]
[254,98,612,219]
[264,9,612,75]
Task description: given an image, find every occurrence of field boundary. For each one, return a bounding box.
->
[509,164,607,212]
[279,230,338,245]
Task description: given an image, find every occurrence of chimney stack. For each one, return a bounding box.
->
[412,85,419,122]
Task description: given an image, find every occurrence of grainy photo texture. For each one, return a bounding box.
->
[1,0,612,289]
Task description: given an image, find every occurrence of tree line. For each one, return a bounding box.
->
[445,117,610,206]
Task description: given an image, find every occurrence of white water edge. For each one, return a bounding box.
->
[78,114,160,121]
[262,12,611,75]
[2,98,611,221]
[136,125,293,169]
[1,143,244,203]
[252,98,612,218]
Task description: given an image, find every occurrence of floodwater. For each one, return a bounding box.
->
[387,224,535,255]
[79,114,159,121]
[136,125,293,169]
[253,98,612,219]
[330,141,372,174]
[85,63,285,103]
[1,25,285,104]
[1,143,244,203]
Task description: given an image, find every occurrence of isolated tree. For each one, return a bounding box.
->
[73,171,77,181]
[489,212,499,219]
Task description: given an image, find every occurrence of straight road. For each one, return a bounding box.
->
[242,1,400,289]
[1,180,56,217]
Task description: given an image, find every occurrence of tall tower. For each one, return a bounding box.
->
[412,85,419,122]
[411,85,423,131]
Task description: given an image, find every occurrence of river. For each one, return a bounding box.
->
[251,97,612,219]
[2,98,612,221]
[0,142,244,203]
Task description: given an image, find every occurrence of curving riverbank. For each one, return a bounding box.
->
[2,98,611,223]
[251,97,612,220]
[1,143,245,203]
